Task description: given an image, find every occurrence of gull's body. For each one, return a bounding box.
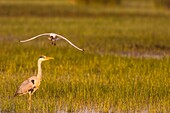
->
[14,55,54,109]
[20,33,84,51]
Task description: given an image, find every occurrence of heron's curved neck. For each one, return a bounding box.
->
[37,60,42,81]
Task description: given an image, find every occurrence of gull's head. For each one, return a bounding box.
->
[38,55,54,62]
[48,33,56,40]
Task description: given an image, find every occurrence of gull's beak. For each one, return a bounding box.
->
[48,37,51,41]
[45,57,54,60]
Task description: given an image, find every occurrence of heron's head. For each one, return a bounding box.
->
[39,55,54,62]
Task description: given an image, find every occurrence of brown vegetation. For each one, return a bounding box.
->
[71,0,122,6]
[154,0,170,8]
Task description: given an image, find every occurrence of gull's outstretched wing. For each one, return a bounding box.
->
[19,33,51,42]
[54,33,84,51]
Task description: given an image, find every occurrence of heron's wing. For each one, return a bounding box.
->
[19,33,51,42]
[14,77,36,96]
[54,33,84,51]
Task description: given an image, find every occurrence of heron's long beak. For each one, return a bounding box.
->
[45,57,54,60]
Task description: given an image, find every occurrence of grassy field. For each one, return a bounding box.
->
[0,0,170,112]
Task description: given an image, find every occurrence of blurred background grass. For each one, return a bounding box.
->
[0,0,170,112]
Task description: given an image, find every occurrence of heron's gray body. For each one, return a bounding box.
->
[14,76,38,97]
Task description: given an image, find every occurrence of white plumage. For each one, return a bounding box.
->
[20,33,84,51]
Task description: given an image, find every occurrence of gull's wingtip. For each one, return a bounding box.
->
[19,40,25,43]
[18,39,24,42]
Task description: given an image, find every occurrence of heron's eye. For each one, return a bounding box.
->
[39,56,43,58]
[39,55,45,59]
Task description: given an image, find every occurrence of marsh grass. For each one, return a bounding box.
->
[0,45,169,112]
[0,0,170,112]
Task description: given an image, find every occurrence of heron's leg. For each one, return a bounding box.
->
[28,93,32,110]
[28,93,32,101]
